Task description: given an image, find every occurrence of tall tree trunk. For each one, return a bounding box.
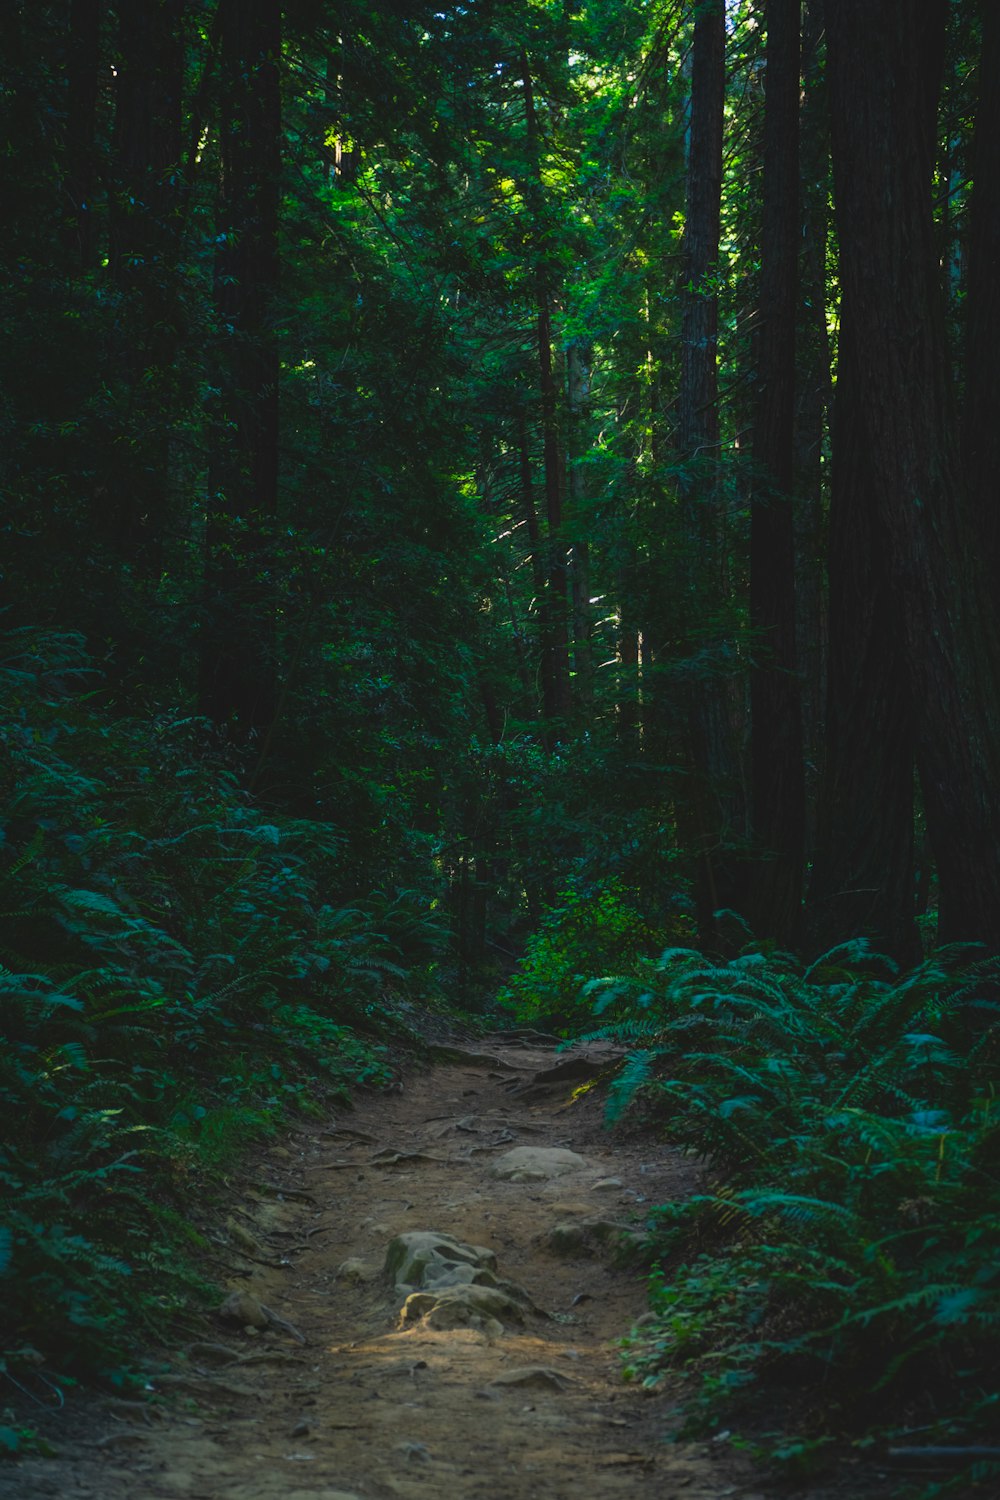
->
[747,0,805,946]
[616,561,641,757]
[62,0,102,271]
[106,0,186,575]
[964,0,1000,577]
[199,0,281,738]
[827,0,1000,948]
[676,0,733,948]
[517,409,554,718]
[567,341,594,711]
[521,48,571,729]
[108,2,185,289]
[806,312,918,961]
[794,0,831,851]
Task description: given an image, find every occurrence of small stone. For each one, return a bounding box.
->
[285,1492,365,1500]
[546,1222,590,1257]
[227,1216,266,1257]
[385,1230,497,1293]
[490,1147,590,1181]
[335,1258,367,1285]
[218,1291,269,1329]
[396,1440,431,1461]
[587,1218,629,1245]
[591,1177,624,1193]
[399,1282,528,1330]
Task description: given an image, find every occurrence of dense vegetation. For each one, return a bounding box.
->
[2,0,999,1485]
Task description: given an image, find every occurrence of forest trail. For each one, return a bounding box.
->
[8,1040,799,1500]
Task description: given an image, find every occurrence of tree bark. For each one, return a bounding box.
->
[794,0,831,851]
[521,48,571,729]
[199,0,281,738]
[806,311,918,962]
[517,409,554,718]
[676,0,737,948]
[108,1,185,290]
[62,0,103,271]
[827,0,1000,948]
[567,341,594,711]
[106,0,186,574]
[747,0,805,946]
[964,0,1000,577]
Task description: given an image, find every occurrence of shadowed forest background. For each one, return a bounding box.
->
[2,0,999,1484]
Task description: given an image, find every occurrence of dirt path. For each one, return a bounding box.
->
[5,1038,779,1500]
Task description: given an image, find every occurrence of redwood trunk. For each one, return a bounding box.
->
[521,49,571,728]
[806,312,918,961]
[964,1,1000,576]
[200,0,281,737]
[62,0,102,270]
[107,0,186,572]
[676,0,736,947]
[567,342,594,711]
[748,0,805,946]
[826,0,1000,948]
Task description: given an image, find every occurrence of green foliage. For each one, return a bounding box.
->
[497,878,666,1031]
[0,629,427,1374]
[0,1420,54,1460]
[587,942,1000,1463]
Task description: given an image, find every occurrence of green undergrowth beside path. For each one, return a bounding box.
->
[504,905,1000,1488]
[597,946,1000,1484]
[0,629,452,1414]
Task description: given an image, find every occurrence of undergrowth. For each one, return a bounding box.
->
[0,627,449,1397]
[579,941,1000,1482]
[496,878,668,1032]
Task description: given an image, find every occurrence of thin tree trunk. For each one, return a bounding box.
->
[62,0,102,271]
[106,0,185,574]
[676,0,734,948]
[616,563,641,757]
[517,410,554,718]
[521,48,571,727]
[199,0,281,738]
[567,341,594,710]
[747,0,805,946]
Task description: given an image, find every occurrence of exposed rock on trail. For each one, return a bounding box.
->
[489,1145,592,1181]
[4,1036,764,1500]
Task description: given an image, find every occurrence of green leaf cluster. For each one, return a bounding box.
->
[497,877,671,1031]
[0,626,435,1376]
[583,941,1000,1461]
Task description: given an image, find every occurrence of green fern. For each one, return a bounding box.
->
[0,625,440,1375]
[583,939,1000,1449]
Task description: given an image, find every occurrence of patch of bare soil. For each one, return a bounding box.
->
[2,1038,884,1500]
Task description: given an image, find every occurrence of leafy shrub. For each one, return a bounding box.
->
[0,628,429,1377]
[585,942,1000,1465]
[497,879,664,1031]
